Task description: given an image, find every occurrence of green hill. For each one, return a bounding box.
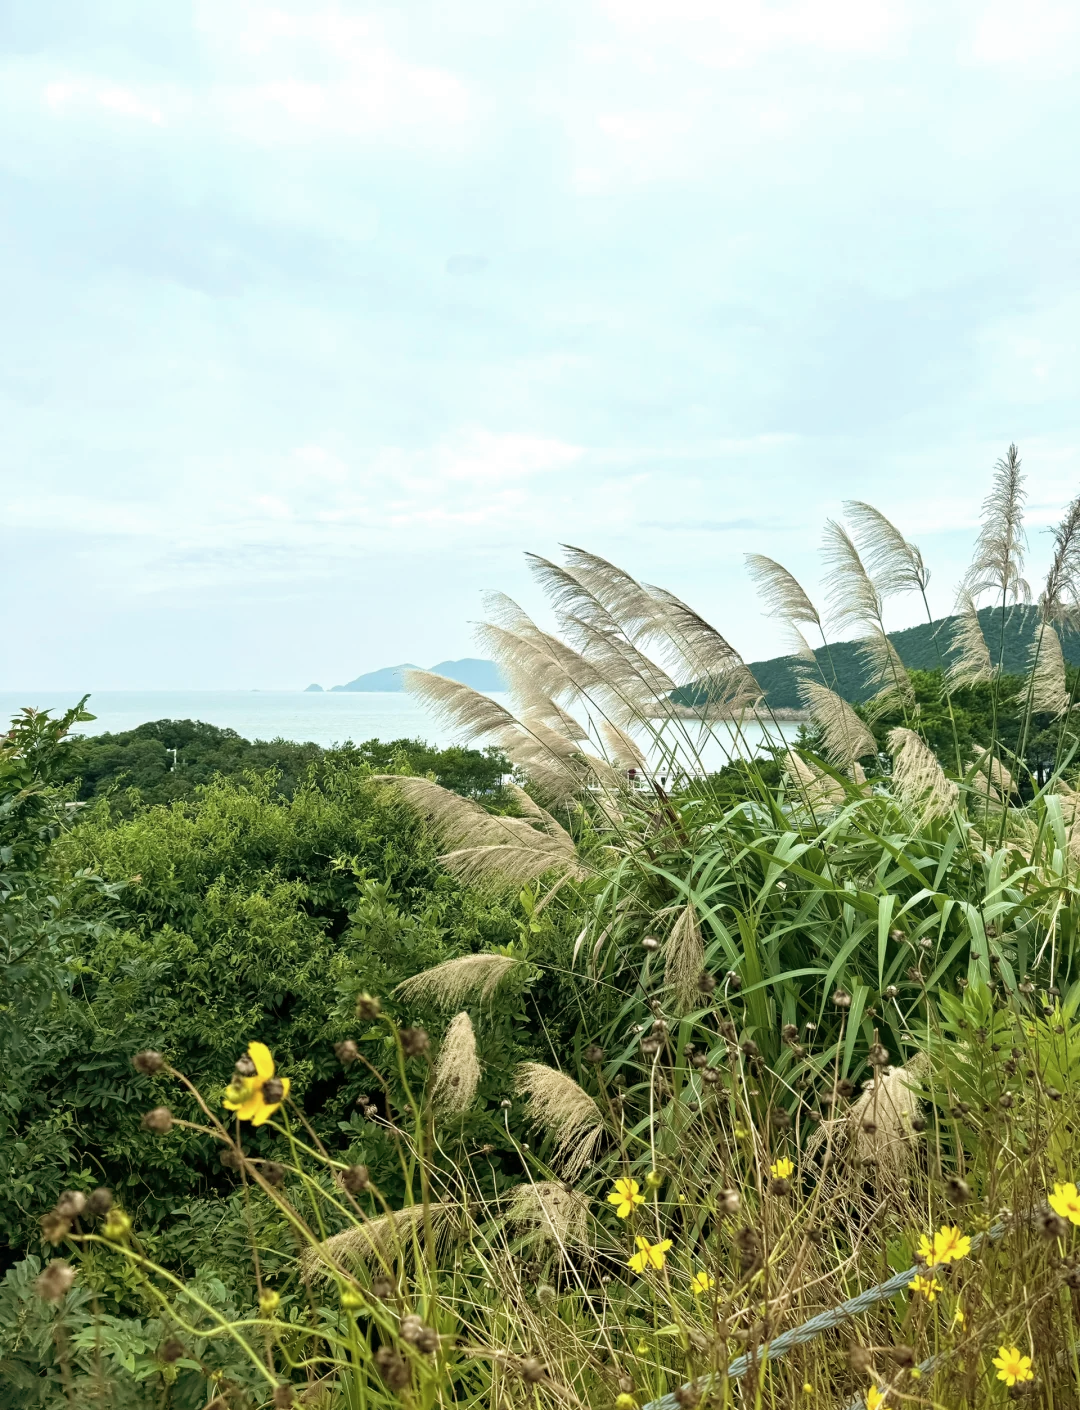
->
[675,604,1080,709]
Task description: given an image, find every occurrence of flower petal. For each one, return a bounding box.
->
[248,1042,275,1081]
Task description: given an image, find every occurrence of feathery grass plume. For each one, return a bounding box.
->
[798,680,876,770]
[970,748,1016,803]
[821,520,885,634]
[887,727,958,822]
[505,1181,590,1250]
[300,1202,459,1280]
[745,553,822,629]
[559,544,663,641]
[431,1011,481,1114]
[664,903,705,1013]
[600,721,647,772]
[1028,624,1069,718]
[505,677,590,742]
[514,1063,604,1182]
[1041,493,1080,625]
[964,443,1030,604]
[643,585,762,709]
[439,840,592,892]
[844,501,930,595]
[504,782,568,836]
[948,591,994,687]
[394,954,521,1008]
[376,775,587,891]
[857,627,915,720]
[403,670,519,746]
[475,616,605,708]
[782,750,846,809]
[811,1059,925,1178]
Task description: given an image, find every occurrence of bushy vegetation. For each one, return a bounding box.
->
[57,720,510,811]
[6,448,1080,1409]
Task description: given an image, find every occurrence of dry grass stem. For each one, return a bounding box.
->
[888,727,959,821]
[664,903,705,1014]
[799,680,876,771]
[948,592,994,687]
[513,1063,604,1182]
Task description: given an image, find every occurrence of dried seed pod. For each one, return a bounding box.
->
[86,1187,113,1216]
[584,1044,605,1064]
[341,1164,370,1193]
[262,1162,286,1187]
[55,1191,87,1219]
[832,988,852,1009]
[273,1388,295,1409]
[868,1042,890,1067]
[262,1078,285,1104]
[674,1387,701,1408]
[372,1275,395,1299]
[769,1177,791,1197]
[40,1213,71,1244]
[400,1314,424,1344]
[849,1344,873,1374]
[373,1346,410,1391]
[235,1053,257,1077]
[400,1028,430,1057]
[520,1357,546,1383]
[334,1040,359,1064]
[35,1260,76,1302]
[161,1339,185,1364]
[781,1023,798,1043]
[725,971,743,992]
[892,1345,916,1368]
[697,971,717,994]
[739,1039,759,1059]
[142,1107,173,1134]
[641,936,660,952]
[1039,1208,1068,1239]
[946,1175,971,1203]
[355,993,382,1019]
[884,985,899,999]
[132,1050,164,1074]
[1046,1086,1063,1102]
[220,1146,243,1169]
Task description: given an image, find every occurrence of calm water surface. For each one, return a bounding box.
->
[0,690,797,771]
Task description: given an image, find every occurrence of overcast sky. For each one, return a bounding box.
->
[4,0,1080,689]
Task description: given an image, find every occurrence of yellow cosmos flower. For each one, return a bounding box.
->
[690,1270,714,1295]
[1049,1182,1080,1225]
[865,1387,886,1410]
[907,1273,942,1302]
[770,1157,794,1180]
[916,1224,971,1266]
[608,1178,646,1219]
[628,1236,672,1273]
[222,1042,290,1126]
[992,1346,1034,1387]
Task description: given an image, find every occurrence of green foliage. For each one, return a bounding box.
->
[674,603,1080,709]
[57,719,511,812]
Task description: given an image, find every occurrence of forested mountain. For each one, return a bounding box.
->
[675,603,1080,708]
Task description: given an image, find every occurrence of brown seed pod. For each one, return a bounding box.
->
[87,1187,113,1216]
[341,1164,370,1193]
[35,1260,76,1302]
[400,1028,430,1057]
[141,1107,174,1134]
[373,1345,410,1391]
[132,1050,164,1074]
[262,1078,285,1104]
[235,1054,257,1077]
[334,1040,359,1064]
[355,993,382,1019]
[520,1357,546,1383]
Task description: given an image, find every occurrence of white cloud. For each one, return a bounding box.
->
[968,0,1080,67]
[43,79,164,124]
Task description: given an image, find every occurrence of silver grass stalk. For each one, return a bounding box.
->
[964,443,1030,604]
[948,592,994,687]
[394,953,521,1008]
[475,617,605,708]
[844,501,930,595]
[1040,493,1080,625]
[299,1201,459,1280]
[504,782,567,836]
[970,749,1016,802]
[559,544,663,641]
[1029,624,1069,717]
[403,670,519,745]
[857,628,915,720]
[514,1062,604,1182]
[782,750,846,809]
[600,721,648,772]
[439,842,592,892]
[887,727,958,822]
[665,903,705,1014]
[821,520,885,635]
[745,553,822,628]
[848,1059,926,1174]
[505,1181,590,1250]
[431,1011,481,1114]
[798,679,876,770]
[643,585,762,707]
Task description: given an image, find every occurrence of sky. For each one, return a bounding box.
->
[3,0,1080,690]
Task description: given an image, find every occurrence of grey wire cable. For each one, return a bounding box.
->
[642,1223,1004,1410]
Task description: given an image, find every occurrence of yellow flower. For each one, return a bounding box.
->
[992,1345,1034,1387]
[690,1270,714,1295]
[1049,1181,1080,1225]
[608,1178,646,1219]
[865,1388,887,1410]
[802,1385,813,1396]
[628,1236,672,1273]
[952,1305,965,1329]
[222,1042,290,1126]
[102,1209,132,1242]
[907,1273,942,1302]
[916,1224,971,1266]
[258,1290,280,1315]
[615,1396,638,1410]
[770,1157,794,1180]
[341,1287,364,1309]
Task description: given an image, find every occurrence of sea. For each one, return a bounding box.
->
[0,690,798,773]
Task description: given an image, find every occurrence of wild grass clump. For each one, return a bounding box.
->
[14,444,1080,1407]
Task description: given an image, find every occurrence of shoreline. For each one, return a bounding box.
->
[656,705,809,722]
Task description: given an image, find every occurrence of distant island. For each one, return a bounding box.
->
[304,684,323,693]
[317,658,508,694]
